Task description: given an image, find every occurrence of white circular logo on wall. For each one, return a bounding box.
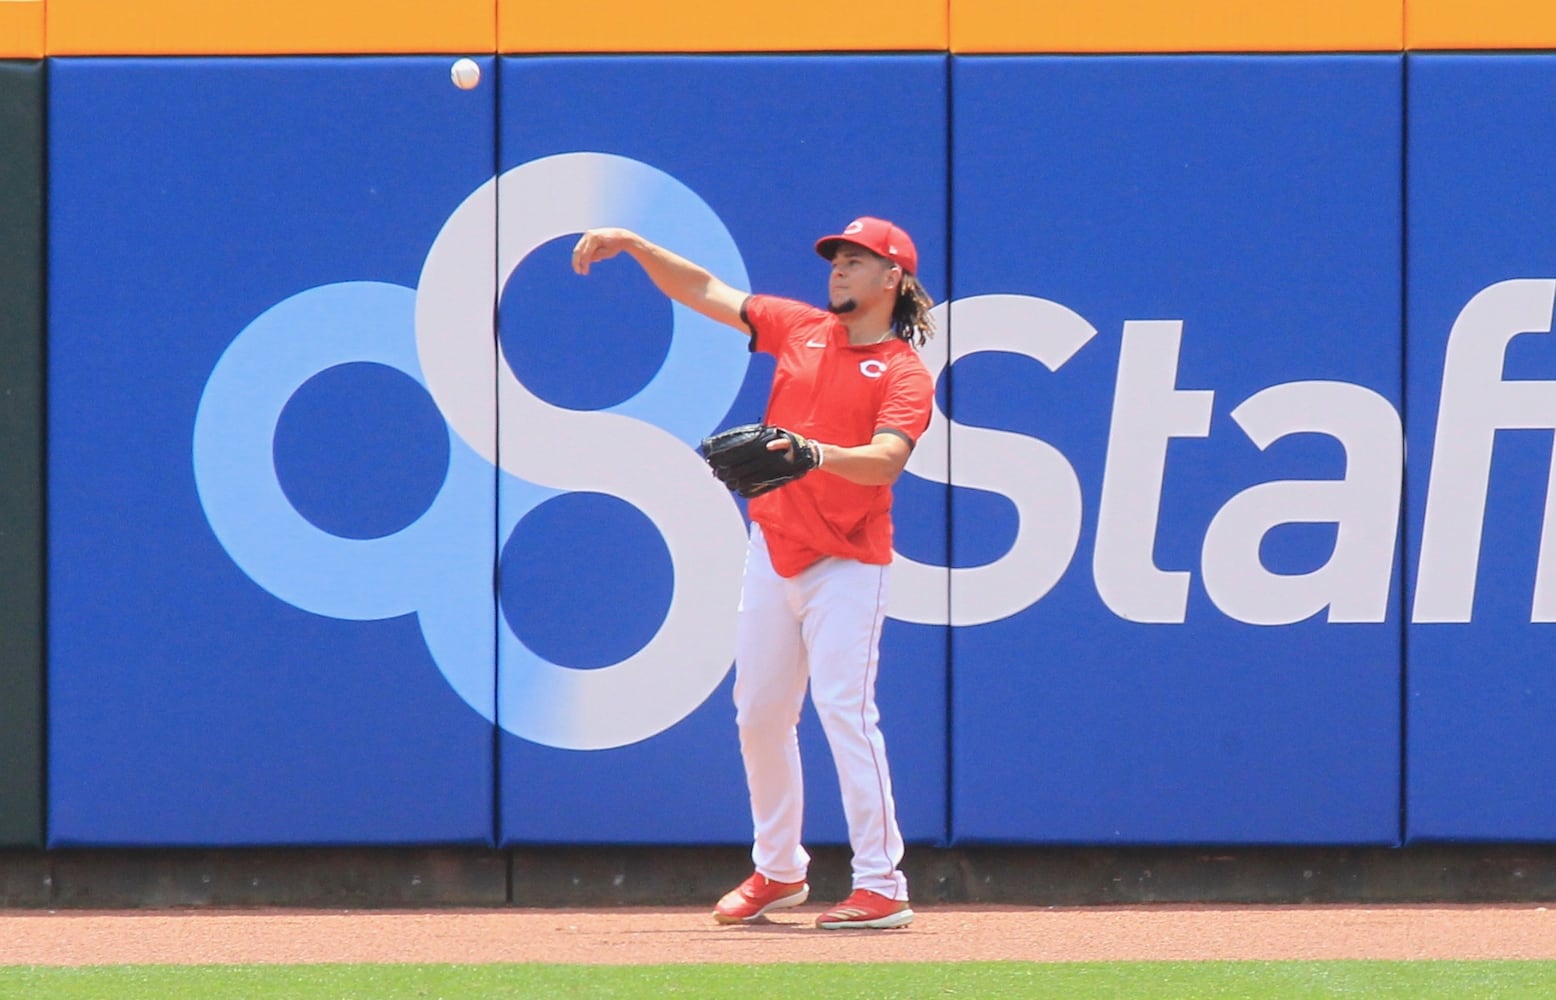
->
[197,152,753,752]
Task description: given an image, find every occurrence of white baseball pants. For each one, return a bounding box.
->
[733,523,909,901]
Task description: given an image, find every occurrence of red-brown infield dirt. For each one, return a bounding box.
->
[4,904,1556,966]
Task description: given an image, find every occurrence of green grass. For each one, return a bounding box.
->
[3,962,1556,999]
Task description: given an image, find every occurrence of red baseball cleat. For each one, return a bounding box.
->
[712,872,810,924]
[815,888,914,929]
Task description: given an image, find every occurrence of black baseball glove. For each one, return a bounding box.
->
[699,423,821,498]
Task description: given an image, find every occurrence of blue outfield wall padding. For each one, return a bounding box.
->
[1406,55,1556,843]
[47,56,499,846]
[493,55,949,847]
[947,56,1404,845]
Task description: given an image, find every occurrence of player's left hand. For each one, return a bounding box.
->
[700,424,821,498]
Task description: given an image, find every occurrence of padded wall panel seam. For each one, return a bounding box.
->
[1404,53,1556,843]
[47,56,499,847]
[493,54,950,849]
[948,54,1404,846]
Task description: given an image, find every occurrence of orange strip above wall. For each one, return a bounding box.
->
[1407,0,1556,48]
[498,0,947,53]
[0,0,44,59]
[46,0,495,56]
[951,0,1402,53]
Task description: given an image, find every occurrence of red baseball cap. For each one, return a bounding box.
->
[814,217,918,276]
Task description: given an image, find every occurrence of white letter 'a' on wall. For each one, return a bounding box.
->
[1201,381,1402,625]
[889,295,1095,627]
[1415,279,1556,623]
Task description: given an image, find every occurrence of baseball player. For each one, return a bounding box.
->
[572,217,934,930]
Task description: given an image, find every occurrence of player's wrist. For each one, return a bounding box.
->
[810,439,824,469]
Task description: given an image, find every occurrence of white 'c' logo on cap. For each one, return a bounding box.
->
[843,220,864,235]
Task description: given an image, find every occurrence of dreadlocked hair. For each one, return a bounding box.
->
[890,273,937,348]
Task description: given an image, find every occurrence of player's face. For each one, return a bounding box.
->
[827,244,900,315]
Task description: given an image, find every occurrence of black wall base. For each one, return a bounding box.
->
[3,845,1555,909]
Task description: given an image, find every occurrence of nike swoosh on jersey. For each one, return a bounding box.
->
[805,339,827,348]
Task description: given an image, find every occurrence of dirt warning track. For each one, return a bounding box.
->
[4,904,1556,966]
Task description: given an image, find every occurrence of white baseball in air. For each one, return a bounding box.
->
[450,58,481,91]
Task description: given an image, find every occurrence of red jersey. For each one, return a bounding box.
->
[740,294,934,577]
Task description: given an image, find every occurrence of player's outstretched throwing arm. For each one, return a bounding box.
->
[571,227,749,335]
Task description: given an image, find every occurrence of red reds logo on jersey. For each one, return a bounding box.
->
[860,359,886,378]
